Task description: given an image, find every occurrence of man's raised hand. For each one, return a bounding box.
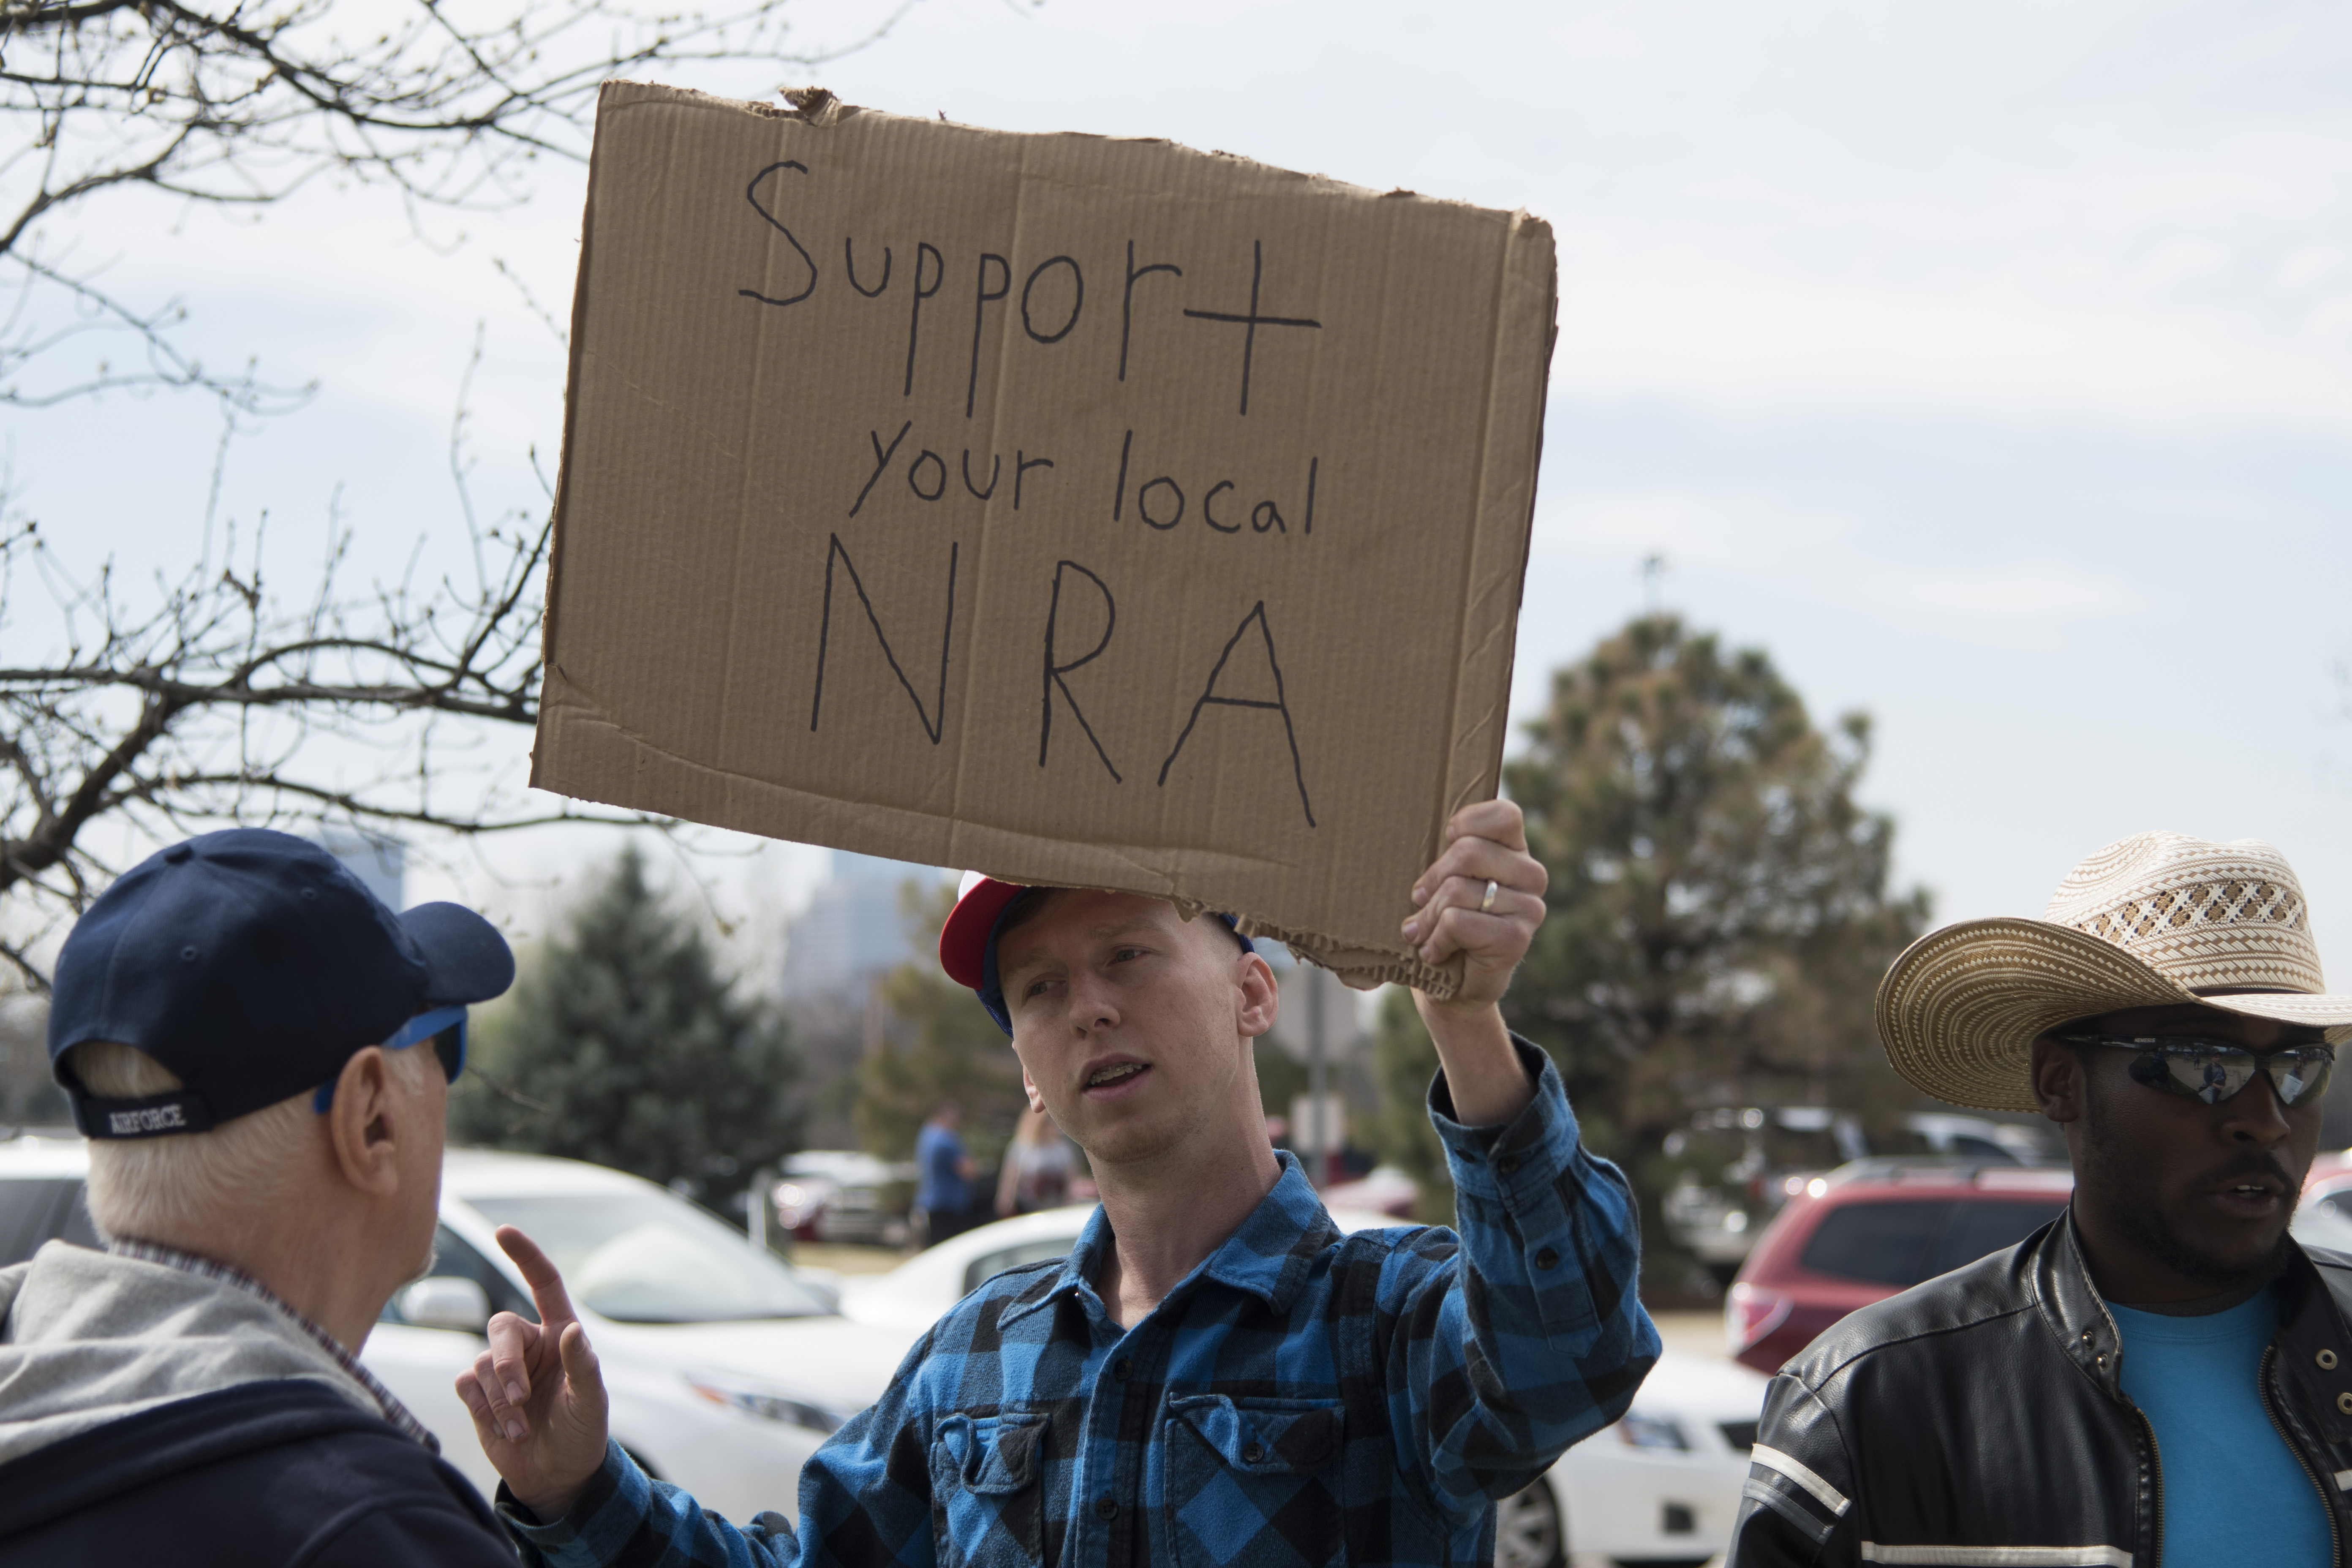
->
[1402,798,1547,1012]
[454,1226,611,1523]
[1399,798,1547,1125]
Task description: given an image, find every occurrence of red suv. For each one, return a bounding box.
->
[1726,1160,2074,1375]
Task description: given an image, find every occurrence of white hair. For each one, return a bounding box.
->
[68,1040,436,1244]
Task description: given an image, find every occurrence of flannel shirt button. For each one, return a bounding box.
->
[1497,1154,1522,1176]
[1114,1357,1134,1380]
[1096,1497,1119,1520]
[1243,1441,1266,1464]
[1534,1247,1559,1270]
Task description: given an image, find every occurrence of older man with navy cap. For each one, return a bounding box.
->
[0,828,521,1565]
[465,800,1658,1568]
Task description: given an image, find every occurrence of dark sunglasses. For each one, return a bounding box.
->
[2058,1033,2336,1108]
[312,1005,469,1113]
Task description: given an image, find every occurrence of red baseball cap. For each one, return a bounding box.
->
[939,871,1254,1034]
[939,871,1025,992]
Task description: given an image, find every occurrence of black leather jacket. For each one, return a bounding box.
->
[1728,1216,2352,1568]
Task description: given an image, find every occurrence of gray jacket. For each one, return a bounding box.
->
[0,1241,513,1564]
[0,1240,389,1463]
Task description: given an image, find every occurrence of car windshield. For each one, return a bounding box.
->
[466,1192,830,1323]
[1800,1196,2067,1288]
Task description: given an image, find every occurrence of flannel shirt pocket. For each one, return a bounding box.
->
[1163,1395,1345,1568]
[931,1411,1045,1567]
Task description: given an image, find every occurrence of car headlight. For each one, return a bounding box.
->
[685,1375,857,1435]
[1615,1412,1690,1451]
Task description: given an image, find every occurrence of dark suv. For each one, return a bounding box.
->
[1726,1160,2074,1375]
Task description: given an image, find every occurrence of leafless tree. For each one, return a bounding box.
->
[0,349,621,988]
[0,0,908,987]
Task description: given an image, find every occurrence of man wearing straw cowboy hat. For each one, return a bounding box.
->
[1729,831,2352,1568]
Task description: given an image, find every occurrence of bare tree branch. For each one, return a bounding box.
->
[0,0,927,990]
[2,0,912,418]
[0,331,675,992]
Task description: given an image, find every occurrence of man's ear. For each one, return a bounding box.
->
[1020,1066,1045,1115]
[2030,1037,2085,1125]
[1235,952,1278,1041]
[324,1046,404,1198]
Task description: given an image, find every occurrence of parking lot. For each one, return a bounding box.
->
[30,1130,2187,1568]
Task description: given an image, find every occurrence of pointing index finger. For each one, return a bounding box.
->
[495,1225,580,1330]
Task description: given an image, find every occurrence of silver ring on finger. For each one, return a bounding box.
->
[1480,879,1498,914]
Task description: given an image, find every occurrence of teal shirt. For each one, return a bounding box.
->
[2110,1289,2333,1567]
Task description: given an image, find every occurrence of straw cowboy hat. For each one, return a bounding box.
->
[1876,830,2352,1112]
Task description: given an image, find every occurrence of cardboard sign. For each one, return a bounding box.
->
[533,83,1555,992]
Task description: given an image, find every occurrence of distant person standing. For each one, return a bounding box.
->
[912,1100,977,1243]
[994,1103,1074,1216]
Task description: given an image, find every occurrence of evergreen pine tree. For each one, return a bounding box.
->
[1368,615,1929,1250]
[452,845,801,1207]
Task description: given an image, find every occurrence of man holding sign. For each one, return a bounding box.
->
[460,799,1656,1568]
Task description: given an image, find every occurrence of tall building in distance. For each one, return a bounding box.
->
[779,851,949,1009]
[780,851,951,1149]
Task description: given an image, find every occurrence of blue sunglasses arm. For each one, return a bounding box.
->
[313,1005,471,1113]
[387,1005,469,1052]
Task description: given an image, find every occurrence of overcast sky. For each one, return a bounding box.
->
[16,0,2352,983]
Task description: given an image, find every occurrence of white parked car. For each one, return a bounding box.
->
[0,1134,911,1524]
[841,1204,1769,1568]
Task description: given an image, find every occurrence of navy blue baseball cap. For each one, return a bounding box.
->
[939,871,1255,1035]
[48,828,515,1138]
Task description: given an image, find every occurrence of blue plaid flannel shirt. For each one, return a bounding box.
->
[503,1037,1657,1568]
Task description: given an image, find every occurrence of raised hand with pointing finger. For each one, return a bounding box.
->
[453,1227,611,1523]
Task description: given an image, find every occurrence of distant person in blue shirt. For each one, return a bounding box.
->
[1732,832,2352,1568]
[913,1101,980,1244]
[456,800,1660,1568]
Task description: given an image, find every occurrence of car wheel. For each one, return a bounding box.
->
[1492,1478,1563,1568]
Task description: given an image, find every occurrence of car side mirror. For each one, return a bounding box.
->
[400,1275,492,1333]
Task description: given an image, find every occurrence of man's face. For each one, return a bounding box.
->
[995,891,1276,1169]
[2041,1002,2328,1292]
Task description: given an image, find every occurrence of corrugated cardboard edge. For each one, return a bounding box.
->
[533,80,1557,1002]
[535,674,1459,992]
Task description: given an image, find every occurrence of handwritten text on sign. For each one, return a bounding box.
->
[741,158,1332,827]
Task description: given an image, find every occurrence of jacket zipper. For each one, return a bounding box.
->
[2259,1343,2345,1567]
[2097,1284,2161,1568]
[2137,1409,2163,1568]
